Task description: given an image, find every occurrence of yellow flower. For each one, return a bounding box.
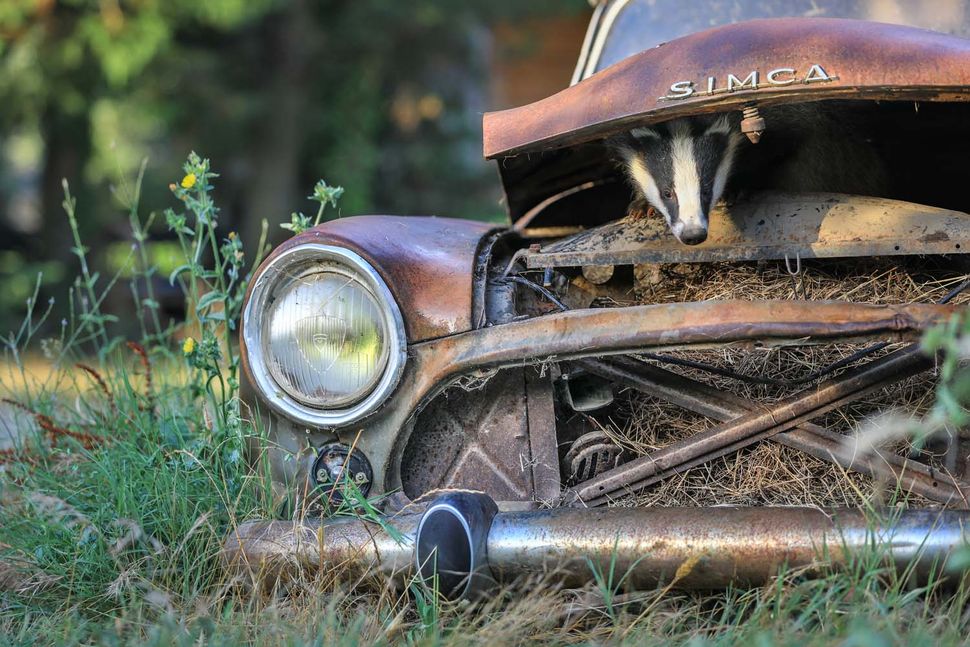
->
[182,337,196,355]
[228,231,236,240]
[180,173,197,189]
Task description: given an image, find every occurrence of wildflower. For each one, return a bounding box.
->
[228,231,236,240]
[182,337,196,355]
[180,173,197,189]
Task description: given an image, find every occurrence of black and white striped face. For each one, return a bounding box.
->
[611,115,742,245]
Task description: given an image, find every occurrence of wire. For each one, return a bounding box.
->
[637,343,889,387]
[940,277,970,304]
[503,275,569,312]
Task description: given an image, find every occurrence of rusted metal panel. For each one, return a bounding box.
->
[243,216,495,344]
[401,369,539,504]
[484,18,970,158]
[525,368,562,504]
[526,192,970,268]
[398,366,560,507]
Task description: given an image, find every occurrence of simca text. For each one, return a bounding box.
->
[659,64,837,101]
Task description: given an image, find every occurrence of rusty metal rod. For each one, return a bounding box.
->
[224,501,970,593]
[569,345,933,506]
[577,356,968,505]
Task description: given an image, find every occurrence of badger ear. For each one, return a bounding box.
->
[704,114,734,136]
[631,127,660,140]
[604,132,637,160]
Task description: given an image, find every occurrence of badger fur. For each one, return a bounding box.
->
[607,103,889,245]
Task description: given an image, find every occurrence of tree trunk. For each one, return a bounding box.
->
[240,0,311,256]
[38,105,90,284]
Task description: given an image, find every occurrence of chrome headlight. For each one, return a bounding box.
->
[243,244,406,427]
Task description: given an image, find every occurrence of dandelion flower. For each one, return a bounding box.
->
[182,337,196,355]
[180,173,197,189]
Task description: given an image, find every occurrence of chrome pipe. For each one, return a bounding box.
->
[223,514,420,588]
[487,507,969,589]
[223,498,970,596]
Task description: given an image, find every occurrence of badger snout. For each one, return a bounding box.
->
[677,225,708,245]
[672,212,709,245]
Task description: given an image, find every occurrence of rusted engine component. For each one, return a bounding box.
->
[558,370,614,412]
[224,492,970,596]
[578,356,970,505]
[568,344,933,506]
[400,367,560,506]
[565,431,627,484]
[740,104,765,143]
[524,193,970,269]
[484,18,970,160]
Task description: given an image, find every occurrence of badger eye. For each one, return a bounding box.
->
[662,188,675,200]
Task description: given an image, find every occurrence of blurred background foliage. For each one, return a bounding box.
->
[0,0,590,332]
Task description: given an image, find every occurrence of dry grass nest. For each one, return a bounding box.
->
[591,256,970,508]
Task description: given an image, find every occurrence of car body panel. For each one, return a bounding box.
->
[245,215,495,345]
[485,18,970,159]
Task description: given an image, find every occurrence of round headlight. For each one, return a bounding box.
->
[243,244,406,427]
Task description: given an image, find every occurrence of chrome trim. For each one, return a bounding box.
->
[570,1,607,86]
[243,244,407,428]
[580,0,633,81]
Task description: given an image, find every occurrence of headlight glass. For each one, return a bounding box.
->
[264,268,389,408]
[243,244,406,426]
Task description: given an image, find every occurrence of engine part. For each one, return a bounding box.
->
[564,431,626,484]
[559,371,614,412]
[224,492,970,599]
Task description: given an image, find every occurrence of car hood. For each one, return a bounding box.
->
[484,17,970,224]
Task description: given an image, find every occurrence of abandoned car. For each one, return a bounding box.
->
[225,1,970,598]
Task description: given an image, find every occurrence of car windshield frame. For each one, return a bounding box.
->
[573,0,970,83]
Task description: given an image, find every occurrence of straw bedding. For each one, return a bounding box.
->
[592,256,970,508]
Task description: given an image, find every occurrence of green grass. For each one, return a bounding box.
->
[3,154,970,645]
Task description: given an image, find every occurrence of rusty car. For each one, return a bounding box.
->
[225,0,970,599]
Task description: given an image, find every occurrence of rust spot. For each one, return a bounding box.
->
[921,231,950,243]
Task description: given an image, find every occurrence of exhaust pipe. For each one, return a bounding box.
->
[223,493,970,599]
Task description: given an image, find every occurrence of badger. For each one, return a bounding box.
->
[607,103,889,245]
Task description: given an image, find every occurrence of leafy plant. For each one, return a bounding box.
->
[281,180,345,235]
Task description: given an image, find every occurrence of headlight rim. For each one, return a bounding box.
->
[243,243,407,427]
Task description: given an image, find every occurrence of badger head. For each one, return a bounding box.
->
[609,114,743,246]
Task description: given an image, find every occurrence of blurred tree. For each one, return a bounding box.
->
[0,0,588,331]
[0,0,277,308]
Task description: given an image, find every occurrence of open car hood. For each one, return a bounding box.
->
[484,17,970,224]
